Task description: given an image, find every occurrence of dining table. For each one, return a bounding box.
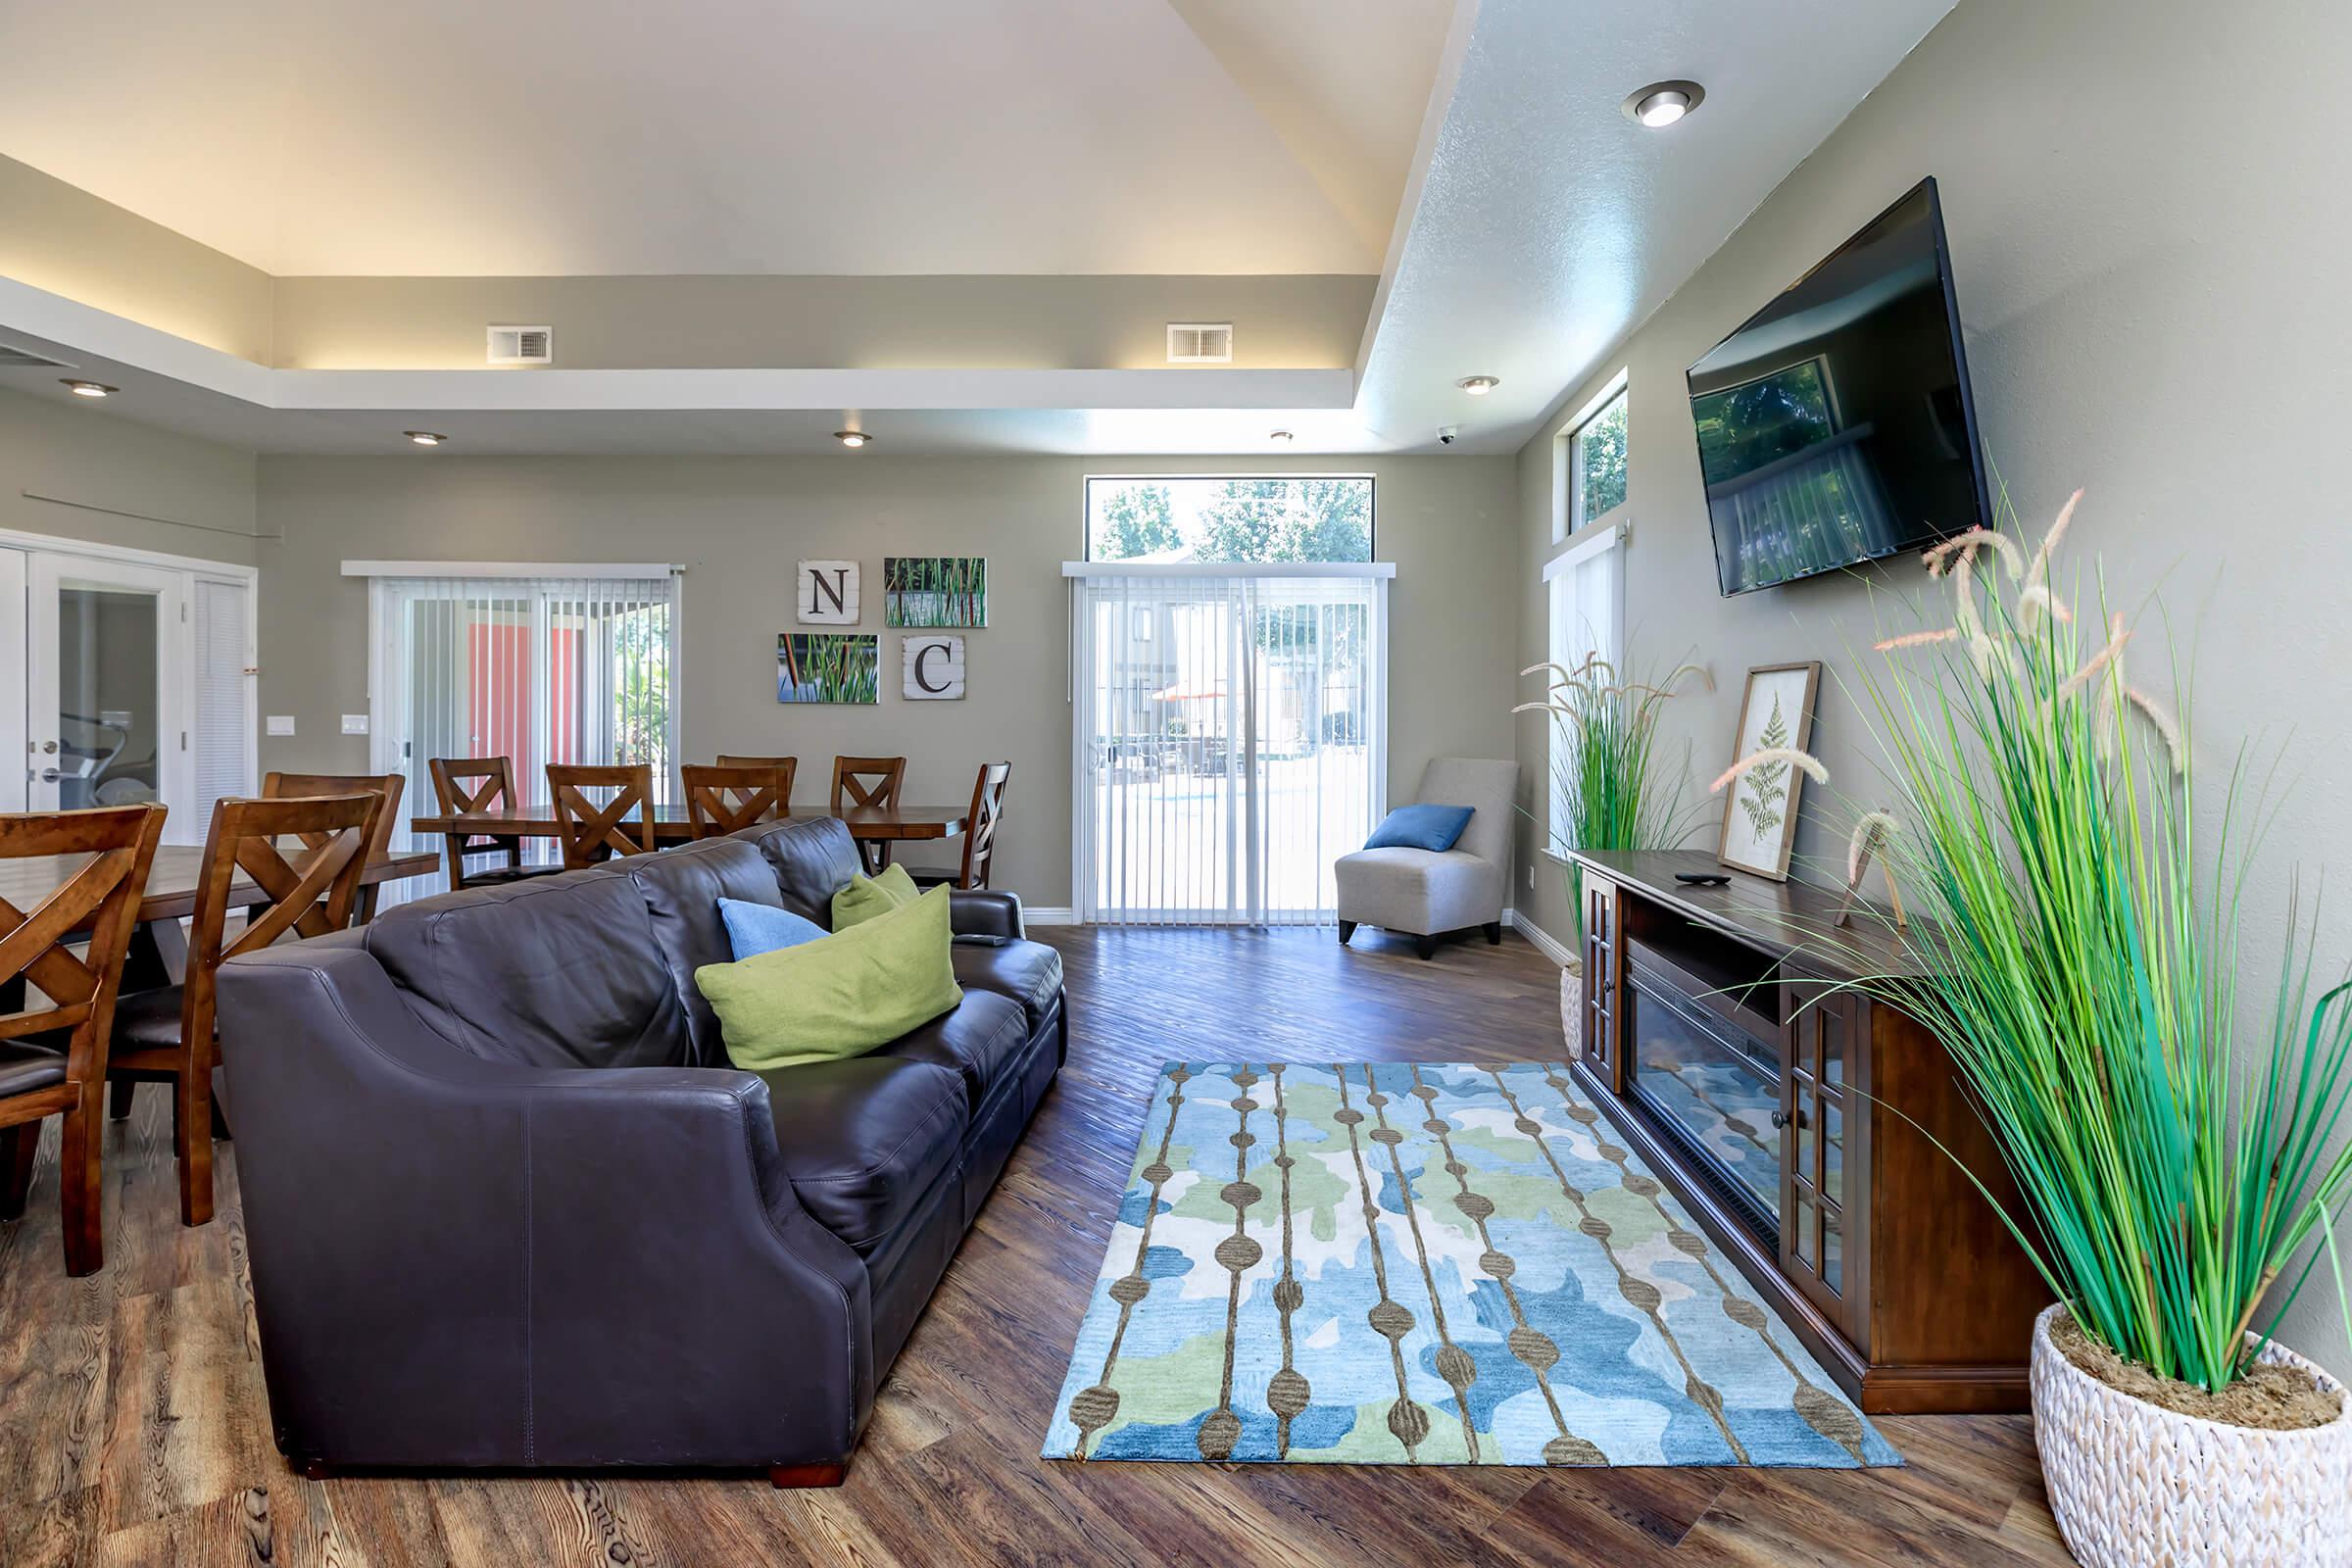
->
[404,803,968,871]
[0,842,439,991]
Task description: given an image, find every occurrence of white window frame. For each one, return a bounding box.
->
[1552,370,1630,544]
[1542,371,1632,860]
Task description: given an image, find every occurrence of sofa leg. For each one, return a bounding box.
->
[769,1462,848,1489]
[1338,920,1356,945]
[295,1457,333,1481]
[1484,921,1502,945]
[1415,935,1437,960]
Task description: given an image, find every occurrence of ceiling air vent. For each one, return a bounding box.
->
[1165,322,1233,364]
[487,325,554,366]
[0,341,72,370]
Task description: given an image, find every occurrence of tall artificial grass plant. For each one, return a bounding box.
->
[1514,656,1710,943]
[1845,489,2352,1393]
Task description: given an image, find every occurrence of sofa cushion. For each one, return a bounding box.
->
[832,864,919,929]
[697,886,963,1072]
[719,899,827,959]
[950,939,1063,1031]
[876,989,1029,1108]
[365,869,693,1069]
[741,816,864,926]
[758,1055,966,1254]
[620,839,790,1065]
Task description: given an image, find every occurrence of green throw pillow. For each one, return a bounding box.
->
[831,862,920,928]
[697,884,963,1071]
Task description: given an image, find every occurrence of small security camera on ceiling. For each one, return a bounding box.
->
[1438,425,1459,445]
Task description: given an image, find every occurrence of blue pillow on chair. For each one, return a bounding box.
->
[1363,804,1475,853]
[718,898,830,959]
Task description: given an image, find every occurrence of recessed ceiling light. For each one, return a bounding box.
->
[405,430,448,446]
[1269,429,1295,442]
[834,429,873,448]
[61,379,117,398]
[1456,375,1501,396]
[1623,79,1705,128]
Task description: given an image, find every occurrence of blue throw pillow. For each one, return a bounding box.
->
[719,898,829,960]
[1364,804,1475,853]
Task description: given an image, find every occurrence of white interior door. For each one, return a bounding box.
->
[0,551,25,814]
[26,551,187,825]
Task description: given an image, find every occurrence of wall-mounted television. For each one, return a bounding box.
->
[1688,177,1989,596]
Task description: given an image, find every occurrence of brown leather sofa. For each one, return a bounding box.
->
[215,816,1064,1485]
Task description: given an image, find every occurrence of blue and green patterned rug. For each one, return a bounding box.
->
[1043,1061,1899,1468]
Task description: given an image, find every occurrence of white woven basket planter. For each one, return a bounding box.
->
[2032,1302,2352,1568]
[1557,963,1582,1057]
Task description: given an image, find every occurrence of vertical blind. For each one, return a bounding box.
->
[1068,566,1388,925]
[368,573,680,855]
[1543,522,1625,856]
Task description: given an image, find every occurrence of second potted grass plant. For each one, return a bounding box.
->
[1513,656,1706,1041]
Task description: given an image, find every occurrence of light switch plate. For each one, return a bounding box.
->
[267,715,297,737]
[340,713,369,735]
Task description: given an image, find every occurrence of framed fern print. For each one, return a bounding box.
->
[1718,661,1821,881]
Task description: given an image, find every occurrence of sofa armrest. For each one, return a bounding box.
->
[949,889,1025,940]
[217,940,873,1470]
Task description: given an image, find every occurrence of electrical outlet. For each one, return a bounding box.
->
[266,715,296,737]
[340,713,369,735]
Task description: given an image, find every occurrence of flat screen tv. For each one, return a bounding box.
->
[1688,177,1989,596]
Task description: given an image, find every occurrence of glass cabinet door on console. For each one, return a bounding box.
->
[1581,879,1619,1091]
[1782,981,1867,1345]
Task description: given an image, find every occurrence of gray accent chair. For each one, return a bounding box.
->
[1335,757,1519,958]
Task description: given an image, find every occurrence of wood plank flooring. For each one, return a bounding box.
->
[0,925,2075,1566]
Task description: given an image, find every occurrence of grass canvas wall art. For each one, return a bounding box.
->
[885,557,987,627]
[777,633,879,704]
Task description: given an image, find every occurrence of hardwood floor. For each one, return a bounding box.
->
[0,925,2075,1566]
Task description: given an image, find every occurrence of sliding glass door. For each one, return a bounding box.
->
[1070,566,1388,924]
[368,573,679,851]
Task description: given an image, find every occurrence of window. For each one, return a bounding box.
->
[358,568,679,856]
[1544,376,1630,855]
[1569,386,1629,536]
[1086,476,1372,564]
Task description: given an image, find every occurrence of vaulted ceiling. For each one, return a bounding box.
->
[0,0,1959,455]
[0,0,1452,276]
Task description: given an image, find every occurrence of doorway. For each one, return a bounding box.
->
[0,532,257,841]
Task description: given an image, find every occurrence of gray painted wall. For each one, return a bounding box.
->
[1512,0,2352,1370]
[0,388,260,564]
[258,452,1519,906]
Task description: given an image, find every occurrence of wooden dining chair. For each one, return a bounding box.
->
[264,770,405,922]
[715,756,797,808]
[909,761,1011,891]
[547,763,659,868]
[429,756,564,892]
[0,805,166,1275]
[832,755,906,873]
[682,764,792,840]
[107,794,377,1228]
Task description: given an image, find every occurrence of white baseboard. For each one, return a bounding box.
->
[1021,906,1574,961]
[1504,906,1577,968]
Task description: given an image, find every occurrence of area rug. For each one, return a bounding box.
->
[1043,1060,1899,1468]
